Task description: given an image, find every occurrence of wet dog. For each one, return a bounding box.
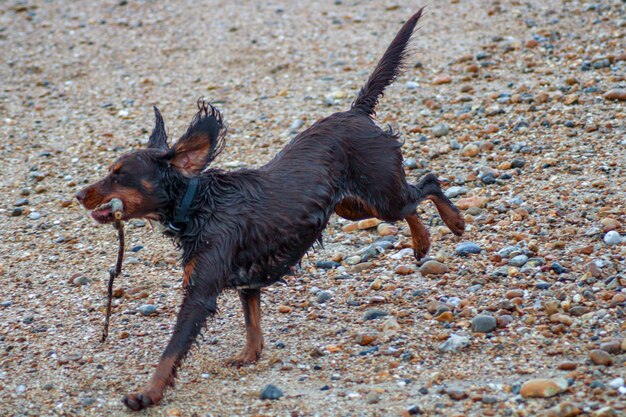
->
[76,8,464,410]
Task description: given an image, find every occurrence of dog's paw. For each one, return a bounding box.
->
[412,240,430,261]
[122,391,157,411]
[447,215,466,237]
[226,349,261,368]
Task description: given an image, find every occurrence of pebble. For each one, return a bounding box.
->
[444,186,468,198]
[394,265,414,275]
[438,334,470,353]
[471,314,496,333]
[433,75,452,84]
[260,384,283,400]
[607,377,624,389]
[316,260,340,269]
[72,275,89,286]
[11,207,23,216]
[14,198,29,206]
[541,402,581,417]
[520,377,569,398]
[456,196,488,210]
[317,291,332,304]
[603,89,626,101]
[138,304,157,316]
[29,212,41,220]
[432,123,449,137]
[403,157,418,169]
[455,242,482,256]
[446,387,468,401]
[589,349,612,366]
[509,254,528,267]
[591,408,618,417]
[460,143,480,157]
[419,260,449,276]
[600,218,621,232]
[603,231,621,245]
[355,330,378,346]
[363,309,388,321]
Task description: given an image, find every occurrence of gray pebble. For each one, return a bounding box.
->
[406,81,419,90]
[604,231,621,245]
[138,304,157,316]
[363,309,388,321]
[317,291,333,304]
[11,207,23,217]
[29,212,41,220]
[471,314,497,333]
[260,384,283,400]
[432,123,449,137]
[14,198,29,206]
[509,255,528,267]
[72,276,89,286]
[403,157,418,169]
[445,186,468,198]
[455,242,482,256]
[438,334,470,353]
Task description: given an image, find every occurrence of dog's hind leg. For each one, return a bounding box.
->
[412,173,466,237]
[227,288,264,367]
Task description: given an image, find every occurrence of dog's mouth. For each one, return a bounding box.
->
[91,203,115,224]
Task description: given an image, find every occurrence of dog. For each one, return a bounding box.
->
[76,8,464,410]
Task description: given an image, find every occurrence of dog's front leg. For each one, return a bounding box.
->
[122,289,218,411]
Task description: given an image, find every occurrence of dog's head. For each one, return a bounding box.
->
[76,101,224,223]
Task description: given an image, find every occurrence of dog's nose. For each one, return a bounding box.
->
[75,189,86,203]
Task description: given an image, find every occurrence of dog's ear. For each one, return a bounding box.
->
[167,101,225,176]
[147,106,169,150]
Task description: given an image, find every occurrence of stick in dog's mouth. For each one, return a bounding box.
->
[101,198,125,343]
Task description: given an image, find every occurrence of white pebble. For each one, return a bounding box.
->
[608,377,624,389]
[603,230,622,245]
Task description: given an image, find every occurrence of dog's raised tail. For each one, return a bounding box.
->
[351,8,424,116]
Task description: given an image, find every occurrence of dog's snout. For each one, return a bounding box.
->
[75,189,87,203]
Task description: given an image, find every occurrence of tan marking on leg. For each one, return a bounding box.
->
[335,197,379,221]
[182,258,196,289]
[405,213,431,260]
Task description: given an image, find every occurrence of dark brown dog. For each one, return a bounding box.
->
[76,8,464,410]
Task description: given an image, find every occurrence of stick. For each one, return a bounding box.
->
[101,199,125,343]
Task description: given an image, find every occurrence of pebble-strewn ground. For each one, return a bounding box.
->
[1,0,624,416]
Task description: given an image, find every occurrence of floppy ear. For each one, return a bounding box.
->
[168,101,225,177]
[147,106,169,150]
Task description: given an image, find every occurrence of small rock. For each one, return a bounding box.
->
[591,407,618,417]
[278,305,292,313]
[14,198,29,206]
[541,402,581,417]
[72,275,89,286]
[363,309,388,321]
[358,218,381,229]
[433,75,452,84]
[438,334,470,353]
[589,349,612,366]
[471,314,497,333]
[460,143,480,157]
[456,196,488,210]
[138,304,157,316]
[600,218,621,232]
[316,260,340,269]
[395,265,414,275]
[520,377,569,398]
[29,212,41,220]
[403,157,419,169]
[608,377,624,389]
[355,330,378,346]
[432,123,450,137]
[404,404,424,415]
[317,291,332,304]
[455,242,482,256]
[603,89,626,101]
[419,260,449,276]
[447,387,468,401]
[603,231,621,245]
[260,384,283,400]
[509,255,528,267]
[445,186,468,198]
